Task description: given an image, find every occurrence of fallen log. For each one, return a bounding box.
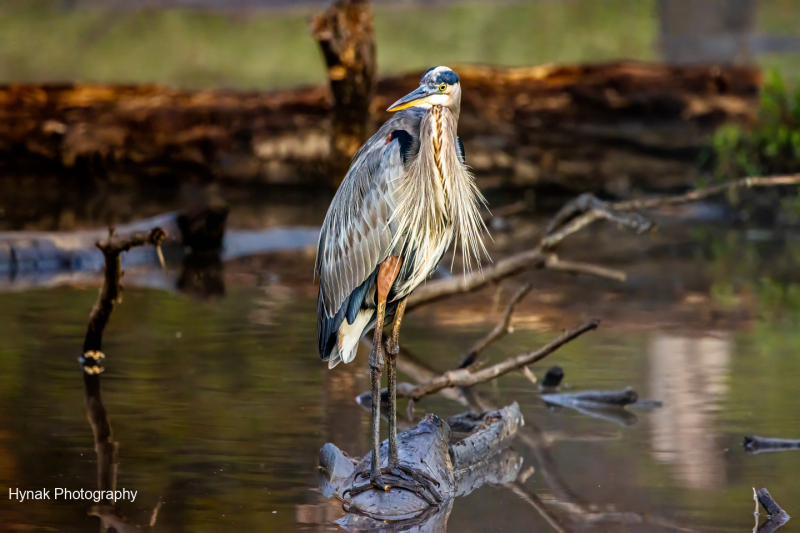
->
[0,210,319,291]
[542,388,661,427]
[319,403,523,527]
[0,62,759,192]
[743,435,800,455]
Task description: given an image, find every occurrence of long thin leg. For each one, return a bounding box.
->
[385,297,407,467]
[345,259,442,506]
[368,299,387,488]
[368,256,402,489]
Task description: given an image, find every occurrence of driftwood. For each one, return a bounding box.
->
[80,227,165,529]
[743,435,800,455]
[392,346,690,531]
[755,488,791,533]
[0,62,759,192]
[542,388,663,427]
[319,403,523,529]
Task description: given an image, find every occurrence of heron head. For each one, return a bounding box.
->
[387,66,461,112]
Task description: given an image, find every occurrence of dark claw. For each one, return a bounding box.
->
[343,465,443,507]
[394,464,440,488]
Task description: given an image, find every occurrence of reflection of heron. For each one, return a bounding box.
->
[316,67,488,503]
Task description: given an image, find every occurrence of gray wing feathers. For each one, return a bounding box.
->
[317,138,404,318]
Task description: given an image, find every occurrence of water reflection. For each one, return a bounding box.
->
[81,359,160,531]
[649,332,731,490]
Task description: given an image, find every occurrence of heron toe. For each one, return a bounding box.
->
[344,465,442,507]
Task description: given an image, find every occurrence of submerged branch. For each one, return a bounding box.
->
[404,318,599,402]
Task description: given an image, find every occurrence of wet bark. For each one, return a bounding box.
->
[0,62,760,193]
[311,0,376,186]
[319,403,523,527]
[755,488,791,533]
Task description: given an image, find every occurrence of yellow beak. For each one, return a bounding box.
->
[387,87,432,112]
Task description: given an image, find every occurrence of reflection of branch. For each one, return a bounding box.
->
[393,349,692,532]
[81,226,166,528]
[458,283,532,368]
[505,481,572,533]
[404,319,599,402]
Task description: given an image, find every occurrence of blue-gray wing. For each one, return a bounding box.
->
[316,136,405,320]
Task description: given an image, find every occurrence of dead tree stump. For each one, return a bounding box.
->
[311,0,376,187]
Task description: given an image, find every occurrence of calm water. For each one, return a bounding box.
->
[2,184,800,532]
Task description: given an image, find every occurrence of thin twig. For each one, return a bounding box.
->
[611,174,800,211]
[544,256,626,282]
[458,282,533,368]
[404,318,599,402]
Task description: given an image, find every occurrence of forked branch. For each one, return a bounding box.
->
[404,318,599,404]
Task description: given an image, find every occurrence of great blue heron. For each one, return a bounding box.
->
[316,66,488,504]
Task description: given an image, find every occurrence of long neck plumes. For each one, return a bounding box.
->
[390,104,488,296]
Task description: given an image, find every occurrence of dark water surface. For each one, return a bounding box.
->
[2,184,800,532]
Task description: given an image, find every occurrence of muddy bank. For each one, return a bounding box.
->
[0,62,759,193]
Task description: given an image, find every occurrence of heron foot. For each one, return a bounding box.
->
[343,465,442,507]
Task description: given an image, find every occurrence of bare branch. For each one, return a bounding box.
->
[611,174,800,211]
[84,227,167,355]
[408,173,800,312]
[457,282,533,368]
[543,256,626,282]
[404,319,599,402]
[407,249,548,311]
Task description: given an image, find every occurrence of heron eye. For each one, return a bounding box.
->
[439,84,447,92]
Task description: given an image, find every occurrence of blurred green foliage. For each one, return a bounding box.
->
[713,70,800,180]
[0,0,657,90]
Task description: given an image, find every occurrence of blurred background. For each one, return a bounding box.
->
[2,0,800,89]
[3,1,800,532]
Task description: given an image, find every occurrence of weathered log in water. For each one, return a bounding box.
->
[0,62,759,192]
[0,209,319,291]
[755,488,791,533]
[744,435,800,455]
[319,403,523,527]
[542,388,662,427]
